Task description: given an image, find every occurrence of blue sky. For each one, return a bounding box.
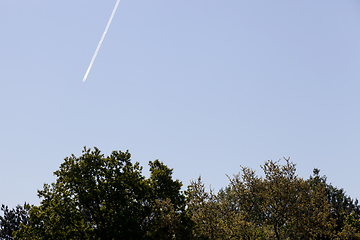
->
[1,0,359,207]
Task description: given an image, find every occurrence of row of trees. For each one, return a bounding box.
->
[188,160,360,239]
[1,147,360,239]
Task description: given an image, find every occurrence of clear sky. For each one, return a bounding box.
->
[1,0,359,208]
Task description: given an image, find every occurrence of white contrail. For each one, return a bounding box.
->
[83,0,121,82]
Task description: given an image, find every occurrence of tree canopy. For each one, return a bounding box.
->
[1,148,359,239]
[13,147,192,240]
[0,204,29,240]
[187,158,360,240]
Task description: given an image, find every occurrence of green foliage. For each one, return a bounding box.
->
[8,149,360,239]
[308,169,360,239]
[146,160,193,239]
[0,203,30,239]
[14,147,192,240]
[187,158,343,239]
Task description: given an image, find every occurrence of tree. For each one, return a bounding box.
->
[308,168,360,239]
[187,158,335,239]
[145,160,193,239]
[0,203,30,240]
[14,147,192,240]
[187,176,225,240]
[187,177,265,240]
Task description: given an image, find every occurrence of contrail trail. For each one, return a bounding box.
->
[83,0,121,82]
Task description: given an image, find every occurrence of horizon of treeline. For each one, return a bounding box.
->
[1,147,359,239]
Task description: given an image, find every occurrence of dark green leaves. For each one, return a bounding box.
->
[14,147,191,240]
